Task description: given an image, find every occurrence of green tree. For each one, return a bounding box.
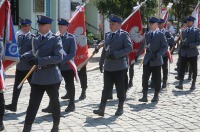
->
[93,0,158,26]
[163,0,198,30]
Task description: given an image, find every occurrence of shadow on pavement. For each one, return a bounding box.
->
[4,111,26,121]
[127,102,157,112]
[84,116,118,127]
[5,75,15,79]
[172,89,195,96]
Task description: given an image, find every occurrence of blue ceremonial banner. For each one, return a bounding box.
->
[3,17,19,61]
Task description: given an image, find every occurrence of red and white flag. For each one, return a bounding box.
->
[0,60,5,91]
[192,3,200,28]
[68,6,88,68]
[0,0,19,71]
[162,9,173,63]
[121,5,144,65]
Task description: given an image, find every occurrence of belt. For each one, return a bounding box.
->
[37,64,57,69]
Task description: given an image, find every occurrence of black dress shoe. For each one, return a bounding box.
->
[175,85,183,90]
[175,76,180,80]
[93,109,104,116]
[138,97,148,102]
[190,85,196,90]
[0,123,4,131]
[61,94,70,99]
[51,126,59,132]
[5,104,17,112]
[93,103,106,116]
[115,108,123,116]
[65,101,75,112]
[42,106,52,113]
[151,95,159,103]
[79,90,86,100]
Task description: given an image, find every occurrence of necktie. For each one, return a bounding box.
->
[61,35,63,39]
[187,29,190,34]
[151,32,154,39]
[42,36,45,40]
[22,35,25,41]
[111,33,115,39]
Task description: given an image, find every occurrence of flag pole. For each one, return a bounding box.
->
[122,0,147,25]
[3,0,9,47]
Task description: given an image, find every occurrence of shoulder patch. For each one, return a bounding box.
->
[106,32,111,35]
[68,33,75,38]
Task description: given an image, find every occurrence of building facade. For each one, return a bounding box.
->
[0,0,103,40]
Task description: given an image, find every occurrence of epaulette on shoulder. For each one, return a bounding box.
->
[30,34,36,37]
[120,30,128,34]
[35,34,40,37]
[106,32,111,35]
[68,33,75,38]
[18,34,23,37]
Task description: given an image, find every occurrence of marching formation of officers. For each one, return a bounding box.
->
[0,13,199,132]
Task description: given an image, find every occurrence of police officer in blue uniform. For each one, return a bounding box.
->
[42,18,76,113]
[0,38,5,131]
[158,18,175,88]
[138,17,168,102]
[22,15,63,132]
[93,15,132,116]
[175,16,200,90]
[5,19,34,112]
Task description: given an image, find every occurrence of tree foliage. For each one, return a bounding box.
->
[163,0,197,21]
[93,0,158,25]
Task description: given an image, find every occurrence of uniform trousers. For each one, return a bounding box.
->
[78,66,87,90]
[0,92,4,122]
[101,69,127,103]
[129,63,134,82]
[179,56,197,81]
[61,70,75,101]
[162,56,168,81]
[11,70,32,106]
[24,83,61,125]
[142,61,161,93]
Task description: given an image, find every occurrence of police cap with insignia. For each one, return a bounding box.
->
[57,18,69,26]
[158,19,165,23]
[109,14,123,24]
[20,19,31,25]
[149,17,159,23]
[37,15,54,24]
[186,16,196,22]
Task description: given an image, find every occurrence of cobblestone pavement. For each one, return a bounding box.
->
[2,48,200,132]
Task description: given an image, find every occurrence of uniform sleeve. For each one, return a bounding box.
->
[156,33,168,57]
[38,37,63,66]
[114,32,133,58]
[189,30,200,48]
[62,37,76,63]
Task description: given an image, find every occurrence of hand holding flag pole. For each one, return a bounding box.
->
[77,40,104,71]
